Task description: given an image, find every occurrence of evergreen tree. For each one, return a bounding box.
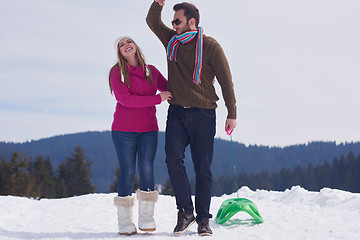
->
[305,163,318,191]
[273,167,292,191]
[222,175,236,194]
[56,146,95,197]
[0,157,11,195]
[7,152,33,196]
[29,156,56,198]
[162,178,174,196]
[332,157,341,189]
[109,167,120,193]
[316,160,332,189]
[212,176,224,196]
[343,170,353,191]
[56,178,68,198]
[109,167,139,193]
[290,166,303,188]
[345,152,357,192]
[355,154,360,192]
[255,172,272,190]
[133,174,139,192]
[338,155,347,190]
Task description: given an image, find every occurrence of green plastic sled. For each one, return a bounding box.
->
[215,197,264,225]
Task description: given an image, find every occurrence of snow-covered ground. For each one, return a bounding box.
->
[1,186,359,240]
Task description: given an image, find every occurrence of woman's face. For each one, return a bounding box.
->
[118,38,137,59]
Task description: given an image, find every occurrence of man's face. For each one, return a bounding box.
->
[172,9,191,35]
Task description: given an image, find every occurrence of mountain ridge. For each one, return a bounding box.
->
[1,131,360,192]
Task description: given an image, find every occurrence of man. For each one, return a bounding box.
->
[146,0,237,236]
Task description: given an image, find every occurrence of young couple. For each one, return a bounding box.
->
[109,0,237,236]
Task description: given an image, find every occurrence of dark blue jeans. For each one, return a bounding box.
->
[112,130,158,197]
[165,105,216,222]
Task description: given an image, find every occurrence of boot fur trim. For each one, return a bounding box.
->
[114,195,135,207]
[136,189,158,202]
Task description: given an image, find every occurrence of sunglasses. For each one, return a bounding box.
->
[171,18,185,26]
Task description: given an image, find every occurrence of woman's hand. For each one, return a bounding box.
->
[159,91,172,102]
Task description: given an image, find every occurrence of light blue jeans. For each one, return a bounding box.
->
[112,130,158,196]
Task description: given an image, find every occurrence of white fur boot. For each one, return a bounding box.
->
[114,195,137,235]
[136,189,159,232]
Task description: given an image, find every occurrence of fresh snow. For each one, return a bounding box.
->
[1,186,359,240]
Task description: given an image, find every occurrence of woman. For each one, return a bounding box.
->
[109,36,172,235]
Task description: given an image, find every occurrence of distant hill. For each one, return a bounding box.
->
[1,131,360,193]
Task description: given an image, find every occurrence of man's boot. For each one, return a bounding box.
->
[173,209,195,234]
[197,219,213,236]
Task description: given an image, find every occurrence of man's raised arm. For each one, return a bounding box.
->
[146,0,175,47]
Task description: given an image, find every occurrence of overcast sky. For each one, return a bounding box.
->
[1,0,359,146]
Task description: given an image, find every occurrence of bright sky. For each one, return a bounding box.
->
[1,0,359,146]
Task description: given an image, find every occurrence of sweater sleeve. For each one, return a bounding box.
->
[110,67,162,108]
[146,1,175,48]
[209,40,237,119]
[150,65,168,92]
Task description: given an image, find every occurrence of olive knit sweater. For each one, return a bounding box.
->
[146,1,237,119]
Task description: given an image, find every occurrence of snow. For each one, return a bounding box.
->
[1,186,359,240]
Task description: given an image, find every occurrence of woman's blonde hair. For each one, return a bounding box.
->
[109,37,152,95]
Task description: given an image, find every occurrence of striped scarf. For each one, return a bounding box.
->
[167,27,203,84]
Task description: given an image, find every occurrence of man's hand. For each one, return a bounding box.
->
[225,118,237,135]
[155,0,165,6]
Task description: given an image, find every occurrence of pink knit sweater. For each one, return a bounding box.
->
[110,64,168,132]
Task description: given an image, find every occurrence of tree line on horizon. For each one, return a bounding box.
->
[2,132,360,193]
[208,151,360,196]
[1,148,359,198]
[117,151,360,196]
[0,146,95,198]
